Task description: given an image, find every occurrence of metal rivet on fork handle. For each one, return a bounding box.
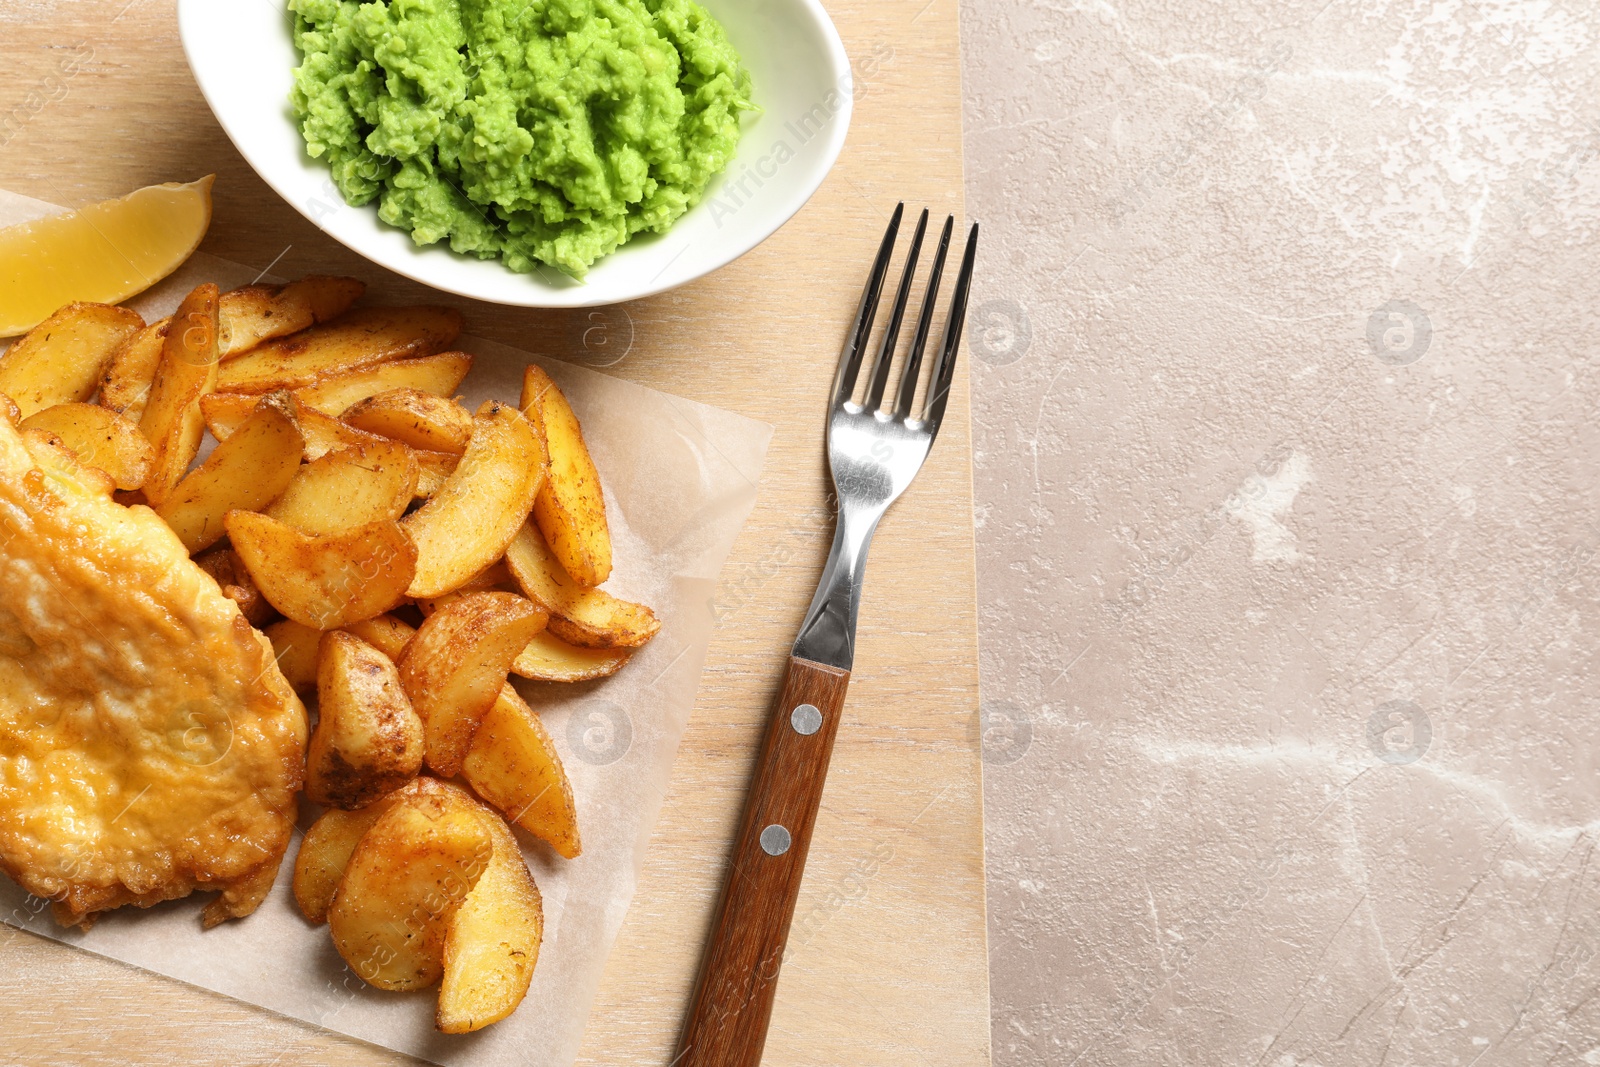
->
[760,825,791,856]
[790,704,823,735]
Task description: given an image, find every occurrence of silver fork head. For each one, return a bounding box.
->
[828,204,978,513]
[792,204,978,670]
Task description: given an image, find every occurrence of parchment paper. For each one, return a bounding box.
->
[0,189,773,1066]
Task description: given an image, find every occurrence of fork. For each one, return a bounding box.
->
[674,204,978,1067]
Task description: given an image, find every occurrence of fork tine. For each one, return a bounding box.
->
[831,203,904,407]
[921,221,979,434]
[892,214,954,419]
[861,208,929,412]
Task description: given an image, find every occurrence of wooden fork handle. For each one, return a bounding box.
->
[673,655,851,1067]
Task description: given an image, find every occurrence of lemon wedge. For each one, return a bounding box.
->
[0,176,214,337]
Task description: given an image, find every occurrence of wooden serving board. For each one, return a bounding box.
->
[0,2,989,1064]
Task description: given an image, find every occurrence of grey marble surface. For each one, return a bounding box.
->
[960,1,1600,1063]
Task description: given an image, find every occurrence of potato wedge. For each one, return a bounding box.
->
[328,784,493,990]
[459,559,515,594]
[219,286,311,357]
[343,388,474,454]
[265,439,419,536]
[0,302,143,417]
[294,807,386,926]
[504,523,660,649]
[203,390,391,459]
[397,591,550,777]
[264,618,323,696]
[97,317,168,422]
[438,808,544,1033]
[307,632,425,810]
[402,401,545,598]
[293,777,443,924]
[512,631,630,683]
[226,510,416,630]
[291,274,368,323]
[139,283,220,505]
[201,355,473,435]
[218,275,365,357]
[197,391,254,439]
[545,608,658,652]
[411,562,517,617]
[0,395,18,426]
[296,351,475,417]
[21,427,115,497]
[343,612,415,660]
[522,364,610,586]
[461,685,580,859]
[218,305,463,394]
[291,405,398,463]
[19,402,152,491]
[155,393,303,552]
[413,448,460,499]
[195,545,275,625]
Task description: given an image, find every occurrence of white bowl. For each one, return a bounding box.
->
[178,0,850,307]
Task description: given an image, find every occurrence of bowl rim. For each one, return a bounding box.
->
[177,0,852,308]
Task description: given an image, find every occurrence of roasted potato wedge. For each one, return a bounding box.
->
[97,317,167,422]
[416,572,606,679]
[290,274,368,323]
[504,523,659,649]
[218,275,364,357]
[0,302,143,417]
[402,401,545,598]
[343,612,416,660]
[289,405,398,462]
[411,562,517,617]
[458,560,515,594]
[307,632,425,810]
[218,305,463,394]
[203,356,475,430]
[413,448,461,499]
[19,402,152,491]
[195,545,275,625]
[343,388,474,454]
[293,776,442,924]
[296,351,475,417]
[219,286,311,357]
[294,805,388,926]
[0,395,18,426]
[203,390,393,460]
[155,393,303,552]
[397,591,550,777]
[328,784,493,991]
[226,510,417,630]
[197,391,256,439]
[522,364,610,586]
[545,605,658,651]
[20,426,115,497]
[264,618,324,696]
[139,283,220,505]
[461,685,580,859]
[512,630,630,683]
[265,439,419,536]
[438,807,544,1033]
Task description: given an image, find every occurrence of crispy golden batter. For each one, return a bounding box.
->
[0,412,307,928]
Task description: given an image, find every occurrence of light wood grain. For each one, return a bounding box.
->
[0,2,988,1064]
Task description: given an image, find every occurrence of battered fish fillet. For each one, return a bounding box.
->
[0,413,307,929]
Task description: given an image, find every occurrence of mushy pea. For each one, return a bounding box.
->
[289,0,753,278]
